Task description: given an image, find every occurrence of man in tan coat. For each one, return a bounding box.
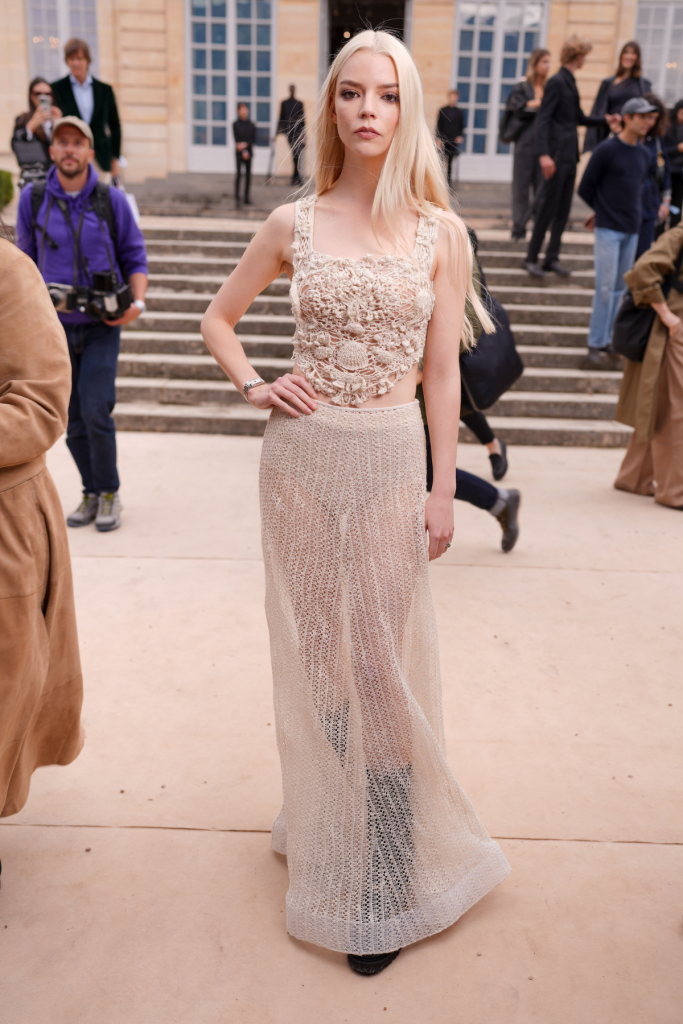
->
[615,223,683,508]
[0,236,83,822]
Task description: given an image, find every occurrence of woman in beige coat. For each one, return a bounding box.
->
[0,236,83,830]
[615,223,683,508]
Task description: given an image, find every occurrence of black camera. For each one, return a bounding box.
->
[46,272,133,321]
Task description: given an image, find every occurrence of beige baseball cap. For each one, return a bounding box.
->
[52,115,94,147]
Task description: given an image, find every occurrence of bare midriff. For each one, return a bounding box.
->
[292,361,419,409]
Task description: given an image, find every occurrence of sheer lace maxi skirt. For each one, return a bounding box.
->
[260,401,510,955]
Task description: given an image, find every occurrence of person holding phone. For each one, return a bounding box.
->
[12,78,62,177]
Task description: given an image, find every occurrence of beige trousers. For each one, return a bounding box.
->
[615,329,683,508]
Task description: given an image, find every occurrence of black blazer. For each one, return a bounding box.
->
[50,76,121,172]
[584,74,651,152]
[507,79,538,149]
[436,106,464,150]
[535,66,605,164]
[12,113,52,167]
[277,97,305,142]
[233,118,256,156]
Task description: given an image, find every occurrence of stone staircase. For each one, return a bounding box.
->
[114,220,632,446]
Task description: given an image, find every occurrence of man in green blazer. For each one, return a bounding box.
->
[51,38,121,177]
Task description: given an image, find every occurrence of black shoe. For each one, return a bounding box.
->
[543,260,572,276]
[580,348,605,370]
[496,489,520,553]
[489,438,508,481]
[243,198,254,206]
[348,949,401,975]
[523,260,548,278]
[602,344,623,371]
[511,231,526,242]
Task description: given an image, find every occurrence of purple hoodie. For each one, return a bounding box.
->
[16,164,148,324]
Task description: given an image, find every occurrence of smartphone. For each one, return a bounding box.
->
[38,95,51,113]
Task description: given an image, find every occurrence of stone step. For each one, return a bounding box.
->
[112,401,631,446]
[145,290,292,316]
[485,267,594,287]
[480,251,594,271]
[510,324,588,346]
[117,352,292,382]
[129,310,295,335]
[506,304,590,326]
[146,239,249,257]
[147,256,239,276]
[489,285,594,308]
[142,228,255,244]
[120,330,294,358]
[490,390,617,420]
[148,273,290,296]
[517,344,591,368]
[477,237,594,255]
[510,367,621,395]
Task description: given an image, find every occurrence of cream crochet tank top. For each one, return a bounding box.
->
[290,195,439,407]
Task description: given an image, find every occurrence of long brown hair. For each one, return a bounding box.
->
[615,41,643,79]
[525,48,550,84]
[643,92,669,138]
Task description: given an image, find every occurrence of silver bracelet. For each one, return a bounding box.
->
[243,377,266,400]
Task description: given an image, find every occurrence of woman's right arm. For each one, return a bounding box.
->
[201,204,318,417]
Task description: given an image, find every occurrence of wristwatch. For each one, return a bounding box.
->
[133,299,146,314]
[243,377,266,399]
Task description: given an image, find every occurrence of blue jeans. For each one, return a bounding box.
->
[588,228,639,349]
[64,321,121,494]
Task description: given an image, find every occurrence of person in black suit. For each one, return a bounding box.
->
[50,38,121,179]
[277,85,306,186]
[436,90,464,185]
[583,41,651,153]
[524,36,620,278]
[233,103,256,206]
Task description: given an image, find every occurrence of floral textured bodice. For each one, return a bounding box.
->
[290,195,439,406]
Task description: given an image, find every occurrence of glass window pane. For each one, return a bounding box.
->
[479,4,496,26]
[237,76,251,96]
[237,50,251,70]
[192,22,206,43]
[474,108,488,129]
[472,134,486,153]
[256,23,271,45]
[524,31,538,51]
[256,76,270,97]
[236,0,251,16]
[193,99,207,119]
[194,124,207,144]
[458,56,472,77]
[500,83,513,102]
[256,0,270,18]
[237,23,251,45]
[211,22,226,44]
[497,139,511,154]
[212,100,227,120]
[194,74,207,94]
[212,125,227,145]
[504,31,519,52]
[458,82,470,103]
[256,126,270,145]
[477,57,491,77]
[192,0,206,14]
[460,29,474,50]
[212,75,226,95]
[475,82,489,103]
[462,108,469,128]
[461,133,468,150]
[256,50,270,71]
[461,1,477,24]
[212,49,226,69]
[479,30,493,51]
[211,0,226,13]
[502,58,517,78]
[256,101,270,121]
[193,49,206,69]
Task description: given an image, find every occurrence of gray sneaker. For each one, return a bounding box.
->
[95,492,122,532]
[67,493,99,528]
[496,489,521,553]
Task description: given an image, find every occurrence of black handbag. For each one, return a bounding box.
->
[11,137,50,168]
[611,246,683,362]
[499,107,526,146]
[460,293,524,410]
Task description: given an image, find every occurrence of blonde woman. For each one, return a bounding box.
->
[202,30,510,975]
[507,48,551,241]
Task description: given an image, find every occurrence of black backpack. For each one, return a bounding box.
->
[30,178,120,265]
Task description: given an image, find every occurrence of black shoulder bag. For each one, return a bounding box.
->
[611,245,683,362]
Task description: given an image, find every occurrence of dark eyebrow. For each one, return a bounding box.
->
[339,79,399,89]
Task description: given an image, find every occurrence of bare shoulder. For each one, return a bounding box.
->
[245,202,296,265]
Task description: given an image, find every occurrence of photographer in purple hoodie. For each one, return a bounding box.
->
[16,116,147,533]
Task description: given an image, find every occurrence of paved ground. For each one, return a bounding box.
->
[1,433,682,1023]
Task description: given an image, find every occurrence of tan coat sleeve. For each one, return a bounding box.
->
[0,243,71,469]
[623,224,683,308]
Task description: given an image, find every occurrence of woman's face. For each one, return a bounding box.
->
[331,50,400,162]
[31,83,53,110]
[535,54,551,79]
[621,47,637,70]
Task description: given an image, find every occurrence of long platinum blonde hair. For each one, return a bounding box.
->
[309,29,494,349]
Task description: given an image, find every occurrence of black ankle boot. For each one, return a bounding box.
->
[348,949,401,975]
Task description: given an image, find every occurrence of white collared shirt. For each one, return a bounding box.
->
[70,72,94,125]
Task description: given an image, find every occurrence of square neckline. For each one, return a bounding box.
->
[306,195,424,265]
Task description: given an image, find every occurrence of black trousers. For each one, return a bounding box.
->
[235,150,251,201]
[527,158,577,266]
[460,392,495,446]
[511,140,543,237]
[444,144,459,185]
[289,136,304,183]
[425,426,498,511]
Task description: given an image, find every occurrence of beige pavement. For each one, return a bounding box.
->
[1,434,682,1023]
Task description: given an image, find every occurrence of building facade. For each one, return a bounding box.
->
[2,0,683,183]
